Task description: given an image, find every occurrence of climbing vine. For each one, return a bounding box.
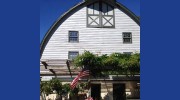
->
[73,51,140,76]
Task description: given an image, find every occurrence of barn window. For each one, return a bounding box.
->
[69,31,79,42]
[123,32,132,43]
[123,52,133,55]
[68,51,79,60]
[87,1,114,28]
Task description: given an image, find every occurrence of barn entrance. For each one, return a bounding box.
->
[91,84,101,100]
[113,84,126,100]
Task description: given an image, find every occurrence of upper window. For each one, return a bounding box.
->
[87,1,115,28]
[68,51,79,60]
[123,52,133,55]
[123,32,132,43]
[69,31,79,42]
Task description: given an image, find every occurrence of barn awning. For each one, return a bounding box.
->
[40,59,80,77]
[40,59,140,81]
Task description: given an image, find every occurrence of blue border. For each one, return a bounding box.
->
[0,0,39,99]
[1,0,180,99]
[141,0,180,100]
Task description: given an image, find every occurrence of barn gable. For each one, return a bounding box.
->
[40,0,140,60]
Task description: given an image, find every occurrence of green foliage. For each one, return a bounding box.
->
[40,79,89,97]
[61,83,71,97]
[40,78,63,96]
[73,51,97,68]
[103,53,119,67]
[128,53,140,74]
[49,78,62,95]
[40,81,52,95]
[78,82,88,92]
[73,51,140,76]
[69,83,88,96]
[69,87,79,96]
[62,83,71,93]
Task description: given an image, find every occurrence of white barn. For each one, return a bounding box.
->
[40,0,140,100]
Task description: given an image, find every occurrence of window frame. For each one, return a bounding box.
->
[68,31,79,43]
[86,1,115,28]
[123,52,133,55]
[122,32,132,44]
[101,2,115,28]
[87,2,101,28]
[68,51,79,60]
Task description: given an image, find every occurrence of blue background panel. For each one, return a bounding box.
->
[0,0,180,100]
[141,0,180,100]
[0,0,39,100]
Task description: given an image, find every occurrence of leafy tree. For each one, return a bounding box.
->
[49,78,62,95]
[40,81,53,100]
[40,78,63,100]
[61,83,71,97]
[49,78,64,100]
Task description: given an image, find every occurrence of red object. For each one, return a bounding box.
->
[70,70,89,89]
[89,97,93,100]
[85,97,93,100]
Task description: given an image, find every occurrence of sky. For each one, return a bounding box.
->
[40,0,140,42]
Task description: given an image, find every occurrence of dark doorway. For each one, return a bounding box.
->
[113,84,126,100]
[91,84,101,100]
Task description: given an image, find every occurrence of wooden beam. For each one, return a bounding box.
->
[41,61,48,69]
[66,60,73,78]
[49,69,56,77]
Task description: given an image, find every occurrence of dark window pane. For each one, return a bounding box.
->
[123,52,132,55]
[69,31,78,37]
[69,37,78,42]
[102,3,108,15]
[123,32,132,43]
[124,38,131,43]
[69,31,78,42]
[123,33,131,38]
[69,52,79,60]
[94,2,99,15]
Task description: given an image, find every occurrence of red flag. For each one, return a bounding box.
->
[70,69,90,89]
[86,97,93,100]
[79,70,90,78]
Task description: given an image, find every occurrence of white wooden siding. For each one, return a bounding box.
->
[41,6,140,60]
